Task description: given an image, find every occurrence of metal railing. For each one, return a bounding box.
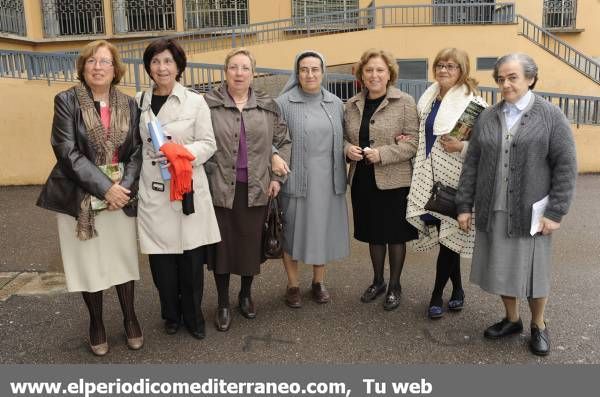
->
[1,49,598,126]
[0,0,26,36]
[118,3,515,58]
[377,2,515,26]
[517,15,600,84]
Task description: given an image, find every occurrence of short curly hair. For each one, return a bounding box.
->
[76,40,126,85]
[354,48,398,88]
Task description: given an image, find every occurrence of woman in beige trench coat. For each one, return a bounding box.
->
[136,38,221,340]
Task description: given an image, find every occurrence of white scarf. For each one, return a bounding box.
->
[417,82,474,134]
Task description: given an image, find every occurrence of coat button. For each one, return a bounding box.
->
[236,117,240,121]
[231,182,234,185]
[512,143,516,147]
[370,119,375,124]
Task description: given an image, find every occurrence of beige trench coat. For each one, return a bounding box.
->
[136,82,221,254]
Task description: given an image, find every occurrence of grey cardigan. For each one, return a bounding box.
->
[456,94,577,237]
[274,86,347,197]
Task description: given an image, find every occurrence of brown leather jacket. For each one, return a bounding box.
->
[36,86,142,217]
[204,84,291,209]
[344,86,419,189]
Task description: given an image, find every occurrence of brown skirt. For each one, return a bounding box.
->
[207,183,267,276]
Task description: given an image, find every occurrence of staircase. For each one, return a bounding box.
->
[517,15,600,84]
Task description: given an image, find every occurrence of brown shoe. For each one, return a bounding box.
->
[311,282,330,304]
[285,287,302,308]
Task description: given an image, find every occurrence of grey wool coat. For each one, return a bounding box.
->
[456,94,577,237]
[274,87,347,197]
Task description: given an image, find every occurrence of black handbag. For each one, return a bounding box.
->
[424,156,458,219]
[262,196,284,259]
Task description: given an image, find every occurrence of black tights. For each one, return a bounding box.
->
[368,243,407,292]
[81,281,141,345]
[429,244,463,307]
[214,273,254,308]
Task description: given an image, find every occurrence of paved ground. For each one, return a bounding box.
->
[0,176,599,364]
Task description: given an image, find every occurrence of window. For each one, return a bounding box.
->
[477,57,498,70]
[42,0,105,37]
[432,0,496,24]
[543,0,577,29]
[112,0,176,33]
[292,0,359,24]
[184,0,248,29]
[0,0,26,36]
[397,59,428,80]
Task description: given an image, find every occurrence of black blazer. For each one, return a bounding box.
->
[36,86,142,218]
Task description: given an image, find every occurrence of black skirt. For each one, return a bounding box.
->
[207,183,267,276]
[351,163,418,244]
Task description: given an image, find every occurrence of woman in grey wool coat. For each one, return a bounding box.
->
[456,53,577,356]
[274,50,350,308]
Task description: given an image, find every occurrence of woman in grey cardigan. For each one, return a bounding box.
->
[275,50,350,308]
[456,53,577,356]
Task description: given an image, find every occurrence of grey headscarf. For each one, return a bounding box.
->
[279,50,327,95]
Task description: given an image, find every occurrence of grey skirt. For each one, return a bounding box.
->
[470,211,552,298]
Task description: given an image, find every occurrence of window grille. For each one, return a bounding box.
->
[292,0,359,24]
[543,0,577,29]
[113,0,176,33]
[42,0,105,37]
[432,0,496,24]
[0,0,26,36]
[184,0,248,29]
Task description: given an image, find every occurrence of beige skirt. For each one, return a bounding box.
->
[57,210,139,292]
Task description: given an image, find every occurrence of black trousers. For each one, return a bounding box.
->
[149,246,206,332]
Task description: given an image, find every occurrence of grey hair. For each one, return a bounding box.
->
[493,53,538,89]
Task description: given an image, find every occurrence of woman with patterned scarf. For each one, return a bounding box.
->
[37,40,143,356]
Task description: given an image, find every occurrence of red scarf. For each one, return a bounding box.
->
[160,142,195,201]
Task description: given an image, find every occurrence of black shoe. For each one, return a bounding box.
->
[188,327,206,340]
[529,323,550,356]
[383,288,401,311]
[360,283,387,303]
[448,290,465,312]
[484,318,523,339]
[214,307,231,332]
[164,320,179,335]
[239,295,256,319]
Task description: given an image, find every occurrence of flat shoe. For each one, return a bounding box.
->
[126,335,144,350]
[383,289,401,311]
[311,282,331,304]
[188,328,206,340]
[285,287,302,308]
[484,318,523,339]
[529,323,550,356]
[448,298,464,311]
[239,295,256,319]
[89,341,109,356]
[360,283,387,303]
[428,305,444,319]
[164,320,180,335]
[214,307,231,332]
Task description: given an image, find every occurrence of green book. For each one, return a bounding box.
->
[448,100,486,141]
[91,163,124,211]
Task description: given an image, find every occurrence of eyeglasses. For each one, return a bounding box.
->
[85,57,114,68]
[435,63,460,72]
[227,64,252,73]
[299,67,322,76]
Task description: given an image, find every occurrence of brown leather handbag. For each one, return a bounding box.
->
[262,196,284,259]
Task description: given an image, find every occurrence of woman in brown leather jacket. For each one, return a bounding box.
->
[204,48,291,332]
[37,40,142,356]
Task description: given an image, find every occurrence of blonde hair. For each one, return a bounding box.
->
[354,48,398,88]
[224,47,256,73]
[76,40,126,85]
[432,47,478,94]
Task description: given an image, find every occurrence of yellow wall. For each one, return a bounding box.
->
[0,75,597,186]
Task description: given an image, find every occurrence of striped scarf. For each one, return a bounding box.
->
[74,83,130,240]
